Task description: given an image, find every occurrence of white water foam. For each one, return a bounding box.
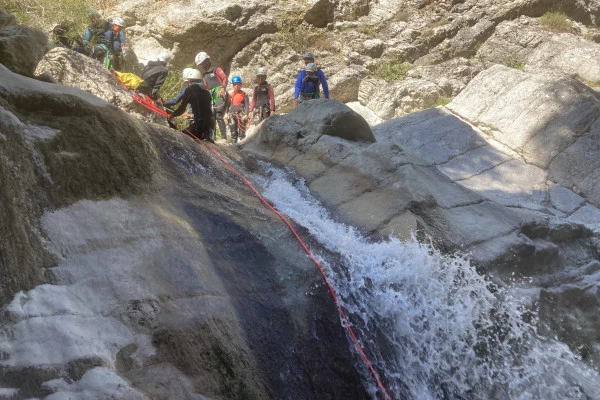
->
[258,166,600,400]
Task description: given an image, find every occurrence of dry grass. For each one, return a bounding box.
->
[367,58,413,82]
[540,12,574,33]
[0,0,120,37]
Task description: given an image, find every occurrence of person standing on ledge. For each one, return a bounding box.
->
[294,51,329,106]
[195,51,229,143]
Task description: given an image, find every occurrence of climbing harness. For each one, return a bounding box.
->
[231,110,251,131]
[253,104,271,125]
[111,71,393,400]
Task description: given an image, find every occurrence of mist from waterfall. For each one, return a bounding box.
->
[258,164,600,400]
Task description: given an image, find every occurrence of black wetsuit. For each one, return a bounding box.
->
[138,61,169,100]
[169,83,215,142]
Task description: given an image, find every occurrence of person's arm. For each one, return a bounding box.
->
[119,31,126,44]
[318,69,329,99]
[294,71,304,101]
[268,84,276,114]
[224,91,232,118]
[82,29,91,46]
[163,87,186,107]
[243,94,250,115]
[215,67,228,90]
[248,87,257,114]
[104,31,114,54]
[169,87,191,119]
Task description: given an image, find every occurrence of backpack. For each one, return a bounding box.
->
[209,86,229,113]
[301,74,321,99]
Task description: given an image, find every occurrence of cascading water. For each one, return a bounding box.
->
[257,165,600,400]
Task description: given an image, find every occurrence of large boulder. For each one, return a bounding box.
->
[548,121,600,209]
[478,17,600,83]
[0,24,49,77]
[358,76,447,119]
[328,67,361,103]
[249,99,375,148]
[35,47,146,112]
[0,63,156,305]
[447,64,600,210]
[333,0,371,21]
[117,0,277,68]
[447,65,600,169]
[304,0,334,27]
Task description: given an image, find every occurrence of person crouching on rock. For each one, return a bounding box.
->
[73,8,109,57]
[249,67,275,125]
[103,17,127,70]
[137,52,172,102]
[168,69,215,143]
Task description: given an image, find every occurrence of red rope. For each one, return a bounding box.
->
[112,72,393,400]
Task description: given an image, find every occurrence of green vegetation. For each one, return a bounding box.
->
[274,18,308,54]
[159,66,190,105]
[356,23,377,36]
[367,58,413,82]
[434,97,453,107]
[274,18,337,54]
[503,54,526,71]
[1,0,119,43]
[540,11,574,33]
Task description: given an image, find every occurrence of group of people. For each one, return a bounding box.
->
[164,51,329,145]
[53,8,127,70]
[53,10,330,145]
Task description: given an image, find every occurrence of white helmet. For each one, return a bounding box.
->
[112,17,125,27]
[182,68,194,81]
[183,68,202,81]
[194,51,210,66]
[158,51,172,63]
[305,62,317,72]
[256,67,267,76]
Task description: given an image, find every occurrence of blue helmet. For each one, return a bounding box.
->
[231,75,242,84]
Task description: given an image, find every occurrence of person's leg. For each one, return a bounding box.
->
[253,110,261,125]
[229,115,239,143]
[215,111,227,141]
[208,113,216,143]
[240,120,247,140]
[92,45,106,62]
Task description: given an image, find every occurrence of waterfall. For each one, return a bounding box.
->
[258,165,600,400]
